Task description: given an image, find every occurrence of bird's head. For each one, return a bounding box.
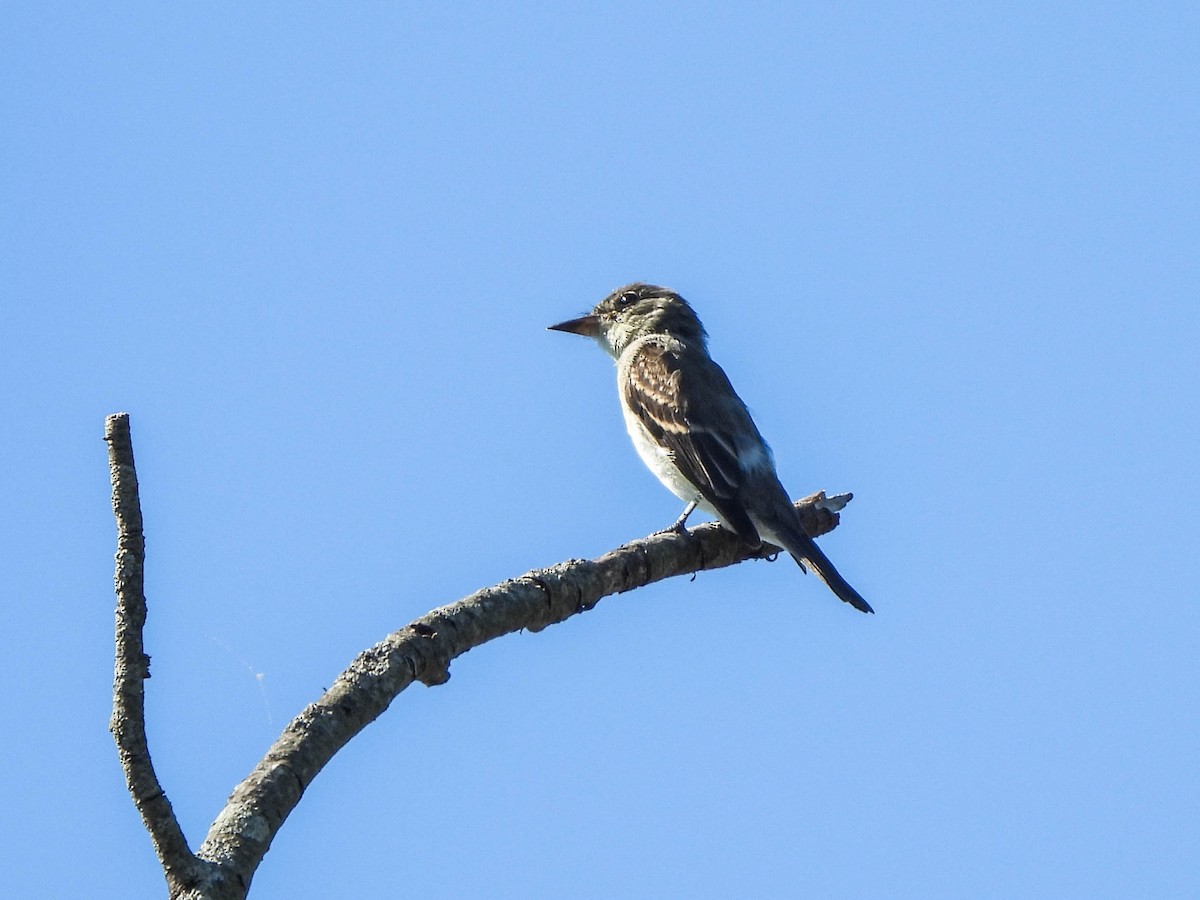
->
[548,283,707,357]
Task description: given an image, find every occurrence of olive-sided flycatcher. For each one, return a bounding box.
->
[549,282,872,613]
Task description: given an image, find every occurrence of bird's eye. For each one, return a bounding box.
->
[618,290,639,306]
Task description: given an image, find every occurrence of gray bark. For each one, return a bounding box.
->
[105,412,856,899]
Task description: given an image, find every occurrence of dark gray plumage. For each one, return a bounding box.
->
[550,283,872,613]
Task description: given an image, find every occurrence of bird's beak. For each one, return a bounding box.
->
[547,314,602,338]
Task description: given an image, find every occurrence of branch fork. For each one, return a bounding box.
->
[105,413,855,899]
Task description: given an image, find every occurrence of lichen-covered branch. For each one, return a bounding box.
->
[106,413,854,899]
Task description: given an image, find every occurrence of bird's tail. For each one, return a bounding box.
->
[788,531,874,614]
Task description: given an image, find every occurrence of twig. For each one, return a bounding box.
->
[106,414,206,895]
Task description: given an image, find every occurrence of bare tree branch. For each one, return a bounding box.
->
[106,413,206,894]
[106,413,855,899]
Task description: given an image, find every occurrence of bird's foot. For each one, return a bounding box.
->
[653,500,698,537]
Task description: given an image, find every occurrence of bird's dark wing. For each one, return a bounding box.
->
[623,339,763,546]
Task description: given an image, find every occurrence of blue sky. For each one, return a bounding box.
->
[3,3,1197,897]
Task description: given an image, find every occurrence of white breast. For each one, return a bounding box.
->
[620,399,704,505]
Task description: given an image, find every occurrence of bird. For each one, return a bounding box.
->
[548,282,872,613]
